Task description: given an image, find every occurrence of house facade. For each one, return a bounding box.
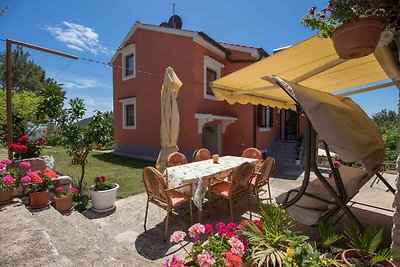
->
[111,20,305,160]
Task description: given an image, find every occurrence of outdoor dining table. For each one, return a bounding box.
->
[165,155,259,220]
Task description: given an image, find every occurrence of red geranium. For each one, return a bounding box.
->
[8,143,19,152]
[223,252,242,267]
[18,135,29,145]
[17,145,28,154]
[43,168,58,179]
[95,176,107,183]
[37,137,46,145]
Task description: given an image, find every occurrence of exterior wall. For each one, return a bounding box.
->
[113,28,284,160]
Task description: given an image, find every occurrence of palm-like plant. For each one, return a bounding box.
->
[344,224,394,266]
[318,218,342,247]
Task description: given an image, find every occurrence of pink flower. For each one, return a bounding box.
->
[1,159,12,165]
[163,255,184,267]
[27,171,37,178]
[20,161,31,169]
[309,6,316,15]
[188,223,205,238]
[1,175,15,185]
[170,230,186,243]
[227,222,237,231]
[204,224,213,234]
[21,175,31,184]
[194,236,200,242]
[216,222,226,229]
[217,228,233,237]
[197,250,215,267]
[70,187,78,193]
[228,236,245,256]
[0,163,4,169]
[55,187,63,193]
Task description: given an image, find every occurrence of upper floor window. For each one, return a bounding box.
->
[257,105,273,131]
[121,44,136,80]
[203,55,224,100]
[119,97,136,129]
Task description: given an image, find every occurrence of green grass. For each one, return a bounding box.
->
[43,147,155,198]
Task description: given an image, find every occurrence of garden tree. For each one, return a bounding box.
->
[0,91,41,143]
[58,98,112,199]
[372,109,399,161]
[0,47,66,141]
[0,47,46,93]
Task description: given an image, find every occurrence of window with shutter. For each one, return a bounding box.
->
[257,105,273,131]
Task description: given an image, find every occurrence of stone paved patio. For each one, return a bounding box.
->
[83,170,396,265]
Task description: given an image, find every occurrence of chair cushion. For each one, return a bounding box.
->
[169,190,191,207]
[281,166,369,211]
[211,182,230,198]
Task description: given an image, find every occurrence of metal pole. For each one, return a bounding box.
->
[6,39,12,160]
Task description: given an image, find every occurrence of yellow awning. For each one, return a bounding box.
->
[211,35,398,109]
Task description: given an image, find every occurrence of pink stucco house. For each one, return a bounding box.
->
[110,18,304,160]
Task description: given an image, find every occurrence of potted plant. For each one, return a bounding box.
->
[21,168,58,209]
[89,176,119,212]
[0,159,31,204]
[342,224,395,266]
[165,221,253,267]
[9,135,46,160]
[54,186,78,214]
[301,0,400,59]
[164,204,342,267]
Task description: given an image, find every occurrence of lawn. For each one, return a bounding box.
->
[43,147,155,198]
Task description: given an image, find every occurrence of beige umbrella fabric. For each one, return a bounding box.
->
[268,76,385,175]
[156,67,183,173]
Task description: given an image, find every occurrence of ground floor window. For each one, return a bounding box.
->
[258,105,273,131]
[119,97,136,129]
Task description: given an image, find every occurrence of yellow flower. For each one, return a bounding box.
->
[286,246,295,257]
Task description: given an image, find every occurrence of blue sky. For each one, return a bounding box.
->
[0,0,398,117]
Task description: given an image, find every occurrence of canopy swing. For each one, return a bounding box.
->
[266,76,395,228]
[210,35,399,228]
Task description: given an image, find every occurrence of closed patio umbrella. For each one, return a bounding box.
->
[156,67,183,173]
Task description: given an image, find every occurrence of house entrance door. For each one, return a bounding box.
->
[202,123,221,155]
[280,110,298,140]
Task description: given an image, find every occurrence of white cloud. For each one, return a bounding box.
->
[59,76,111,90]
[44,21,113,55]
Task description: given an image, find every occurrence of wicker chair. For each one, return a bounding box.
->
[241,147,263,161]
[166,152,188,167]
[143,167,193,240]
[193,148,212,162]
[208,162,254,221]
[250,157,275,204]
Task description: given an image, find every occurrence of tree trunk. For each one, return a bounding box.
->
[78,163,85,196]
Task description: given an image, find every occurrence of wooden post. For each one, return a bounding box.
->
[6,39,12,160]
[4,39,78,160]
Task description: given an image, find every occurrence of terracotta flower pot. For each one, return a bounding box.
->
[54,197,73,214]
[330,17,385,59]
[341,249,396,267]
[0,189,14,204]
[29,191,50,209]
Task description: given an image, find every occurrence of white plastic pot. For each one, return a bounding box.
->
[89,183,119,212]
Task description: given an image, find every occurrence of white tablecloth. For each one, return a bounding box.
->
[165,156,258,209]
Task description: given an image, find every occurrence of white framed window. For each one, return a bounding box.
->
[257,105,273,132]
[119,97,136,129]
[203,55,224,100]
[121,44,136,80]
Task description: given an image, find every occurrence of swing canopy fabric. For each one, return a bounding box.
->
[210,35,398,111]
[268,76,385,175]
